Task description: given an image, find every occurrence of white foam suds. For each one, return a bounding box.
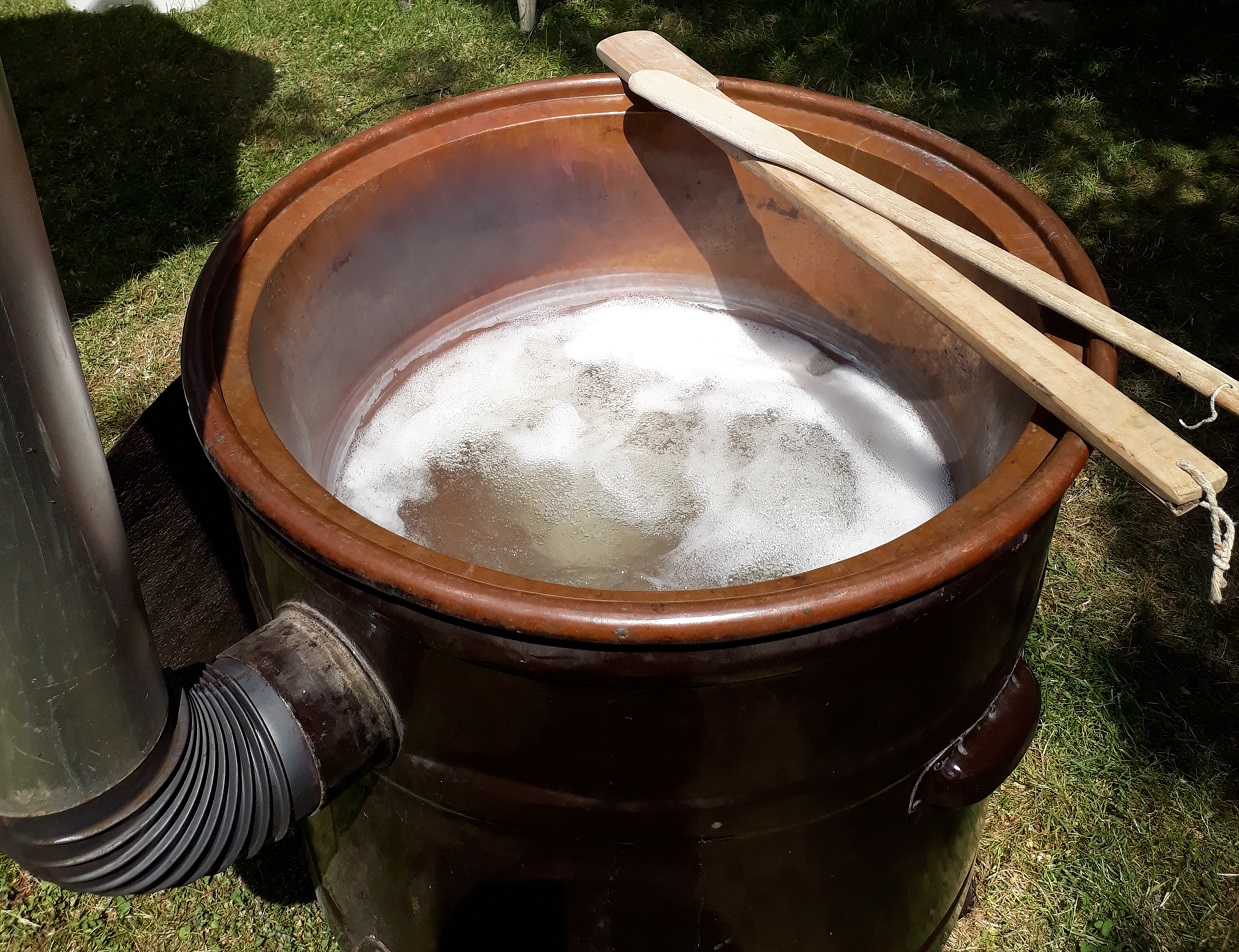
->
[333,295,955,590]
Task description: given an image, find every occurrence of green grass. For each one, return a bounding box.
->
[1,0,1238,948]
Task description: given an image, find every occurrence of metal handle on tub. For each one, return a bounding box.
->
[913,658,1042,811]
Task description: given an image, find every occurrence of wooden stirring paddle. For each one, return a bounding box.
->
[599,31,1239,422]
[596,31,1227,515]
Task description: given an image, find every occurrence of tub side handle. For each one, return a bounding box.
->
[911,658,1041,811]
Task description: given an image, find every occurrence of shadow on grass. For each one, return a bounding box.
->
[1071,384,1239,791]
[1051,465,1239,800]
[0,6,272,317]
[1094,518,1239,796]
[1111,605,1239,795]
[234,828,318,906]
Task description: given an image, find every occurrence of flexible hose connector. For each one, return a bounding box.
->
[0,605,395,895]
[0,664,310,894]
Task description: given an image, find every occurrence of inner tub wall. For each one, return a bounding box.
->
[247,98,1037,501]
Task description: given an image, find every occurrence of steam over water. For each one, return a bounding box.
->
[333,296,955,590]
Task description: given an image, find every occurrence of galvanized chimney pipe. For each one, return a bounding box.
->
[0,65,167,818]
[0,64,396,893]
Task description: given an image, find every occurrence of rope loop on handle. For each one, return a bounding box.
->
[1180,383,1233,431]
[1178,460,1234,604]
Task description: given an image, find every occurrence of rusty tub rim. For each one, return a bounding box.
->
[182,73,1114,647]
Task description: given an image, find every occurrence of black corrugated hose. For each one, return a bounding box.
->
[0,605,396,895]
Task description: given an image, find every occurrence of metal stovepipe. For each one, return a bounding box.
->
[0,62,393,895]
[0,63,167,817]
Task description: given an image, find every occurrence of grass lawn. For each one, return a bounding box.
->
[1,0,1238,948]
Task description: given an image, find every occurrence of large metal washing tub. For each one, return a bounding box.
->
[182,74,1113,952]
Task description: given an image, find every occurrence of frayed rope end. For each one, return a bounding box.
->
[1180,383,1233,431]
[1178,460,1234,604]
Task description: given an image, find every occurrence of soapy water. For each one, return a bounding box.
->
[333,295,955,590]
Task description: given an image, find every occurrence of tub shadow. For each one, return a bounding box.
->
[1100,570,1239,797]
[0,7,273,317]
[1110,607,1239,797]
[235,828,319,906]
[1079,462,1239,796]
[107,380,255,668]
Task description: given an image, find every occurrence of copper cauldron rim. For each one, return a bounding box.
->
[182,73,1114,646]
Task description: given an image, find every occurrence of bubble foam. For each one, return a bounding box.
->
[333,295,955,590]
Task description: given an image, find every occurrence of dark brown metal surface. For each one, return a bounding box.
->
[234,499,1053,952]
[178,75,1116,950]
[916,657,1043,811]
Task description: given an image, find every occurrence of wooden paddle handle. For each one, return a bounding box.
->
[599,31,1239,419]
[596,36,1226,511]
[744,144,1224,511]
